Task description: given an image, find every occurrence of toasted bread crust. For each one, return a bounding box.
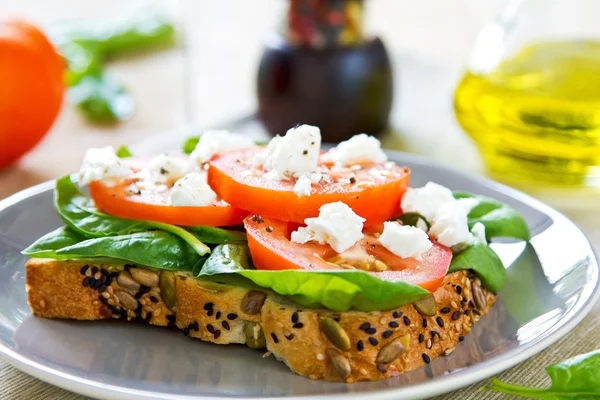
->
[26,259,495,382]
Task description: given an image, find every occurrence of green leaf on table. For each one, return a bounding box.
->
[54,175,210,256]
[182,136,200,154]
[453,192,530,241]
[22,226,85,259]
[67,72,134,123]
[197,244,431,312]
[55,231,202,271]
[115,145,132,158]
[448,244,506,292]
[483,350,600,399]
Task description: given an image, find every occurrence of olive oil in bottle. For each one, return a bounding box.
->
[454,41,600,187]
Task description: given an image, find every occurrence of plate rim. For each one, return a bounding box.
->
[0,149,598,400]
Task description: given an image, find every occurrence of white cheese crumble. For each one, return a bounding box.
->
[471,222,487,244]
[78,146,131,186]
[147,154,188,182]
[169,172,217,206]
[428,201,473,248]
[378,221,433,259]
[190,130,255,165]
[254,124,321,180]
[291,201,365,253]
[293,175,312,197]
[321,133,387,166]
[401,182,456,222]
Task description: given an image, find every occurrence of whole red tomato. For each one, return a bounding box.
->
[0,17,64,167]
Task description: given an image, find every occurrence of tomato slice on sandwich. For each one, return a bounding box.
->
[244,215,452,292]
[208,147,409,225]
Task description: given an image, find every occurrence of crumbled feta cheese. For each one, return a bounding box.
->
[291,201,365,253]
[190,130,255,165]
[378,221,433,259]
[170,172,217,206]
[254,124,321,179]
[457,197,478,214]
[471,222,487,244]
[78,146,131,186]
[401,182,456,222]
[428,202,473,248]
[309,173,323,183]
[321,134,387,166]
[293,175,312,197]
[147,154,188,182]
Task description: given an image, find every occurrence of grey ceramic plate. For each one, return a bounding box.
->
[0,149,598,400]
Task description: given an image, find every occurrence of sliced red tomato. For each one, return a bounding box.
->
[244,216,452,292]
[88,160,248,226]
[208,147,409,226]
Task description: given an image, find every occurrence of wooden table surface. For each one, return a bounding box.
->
[1,1,599,399]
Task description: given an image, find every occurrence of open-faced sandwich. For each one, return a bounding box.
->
[23,125,529,383]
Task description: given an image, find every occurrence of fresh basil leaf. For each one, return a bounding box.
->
[22,226,85,259]
[55,176,210,256]
[198,244,431,312]
[186,226,246,244]
[396,212,430,230]
[483,350,600,399]
[448,244,506,292]
[115,145,132,158]
[56,231,201,271]
[453,192,530,241]
[182,136,200,154]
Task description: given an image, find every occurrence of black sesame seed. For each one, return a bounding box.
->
[166,314,176,322]
[377,364,386,373]
[214,330,221,339]
[104,276,113,287]
[285,333,294,340]
[459,336,465,342]
[473,309,481,316]
[418,333,424,343]
[149,296,158,303]
[97,285,106,292]
[389,321,399,328]
[366,327,377,334]
[207,324,215,333]
[145,312,152,322]
[183,328,190,336]
[383,330,393,339]
[359,322,371,331]
[87,277,96,286]
[465,309,471,316]
[452,311,461,321]
[431,330,440,338]
[100,276,107,284]
[441,307,451,314]
[293,322,304,329]
[99,295,108,304]
[227,313,238,320]
[393,311,403,318]
[215,311,221,320]
[436,316,445,328]
[422,353,431,364]
[82,277,90,287]
[134,291,143,299]
[469,300,476,308]
[91,266,98,275]
[271,333,279,343]
[207,309,214,317]
[403,316,411,326]
[456,285,463,294]
[222,321,230,331]
[460,300,466,308]
[139,285,150,294]
[80,265,89,275]
[357,340,364,351]
[193,321,199,331]
[291,312,299,323]
[109,271,119,278]
[368,337,379,346]
[422,318,428,328]
[203,302,214,310]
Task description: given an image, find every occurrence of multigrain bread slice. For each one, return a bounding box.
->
[25,258,495,382]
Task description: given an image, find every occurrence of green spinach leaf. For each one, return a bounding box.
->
[448,244,506,292]
[182,136,200,154]
[186,225,246,244]
[55,176,210,256]
[198,244,431,312]
[396,212,430,230]
[115,145,132,158]
[56,231,201,271]
[22,227,85,259]
[453,192,530,241]
[483,350,600,399]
